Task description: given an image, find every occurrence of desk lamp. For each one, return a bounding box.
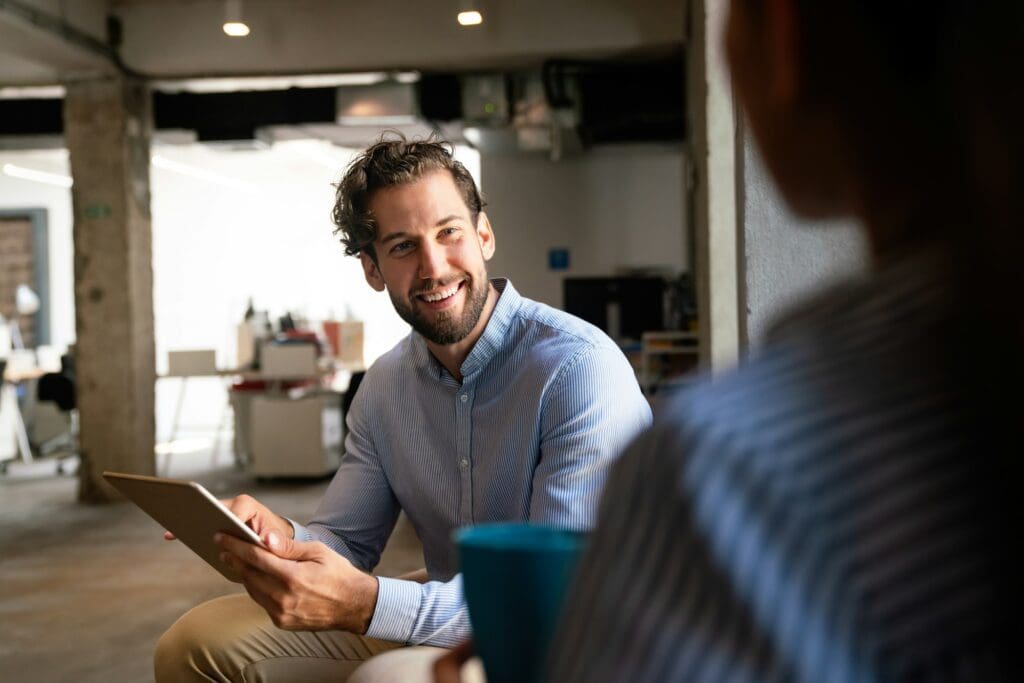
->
[9,284,40,350]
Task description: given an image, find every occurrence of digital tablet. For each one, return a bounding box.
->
[103,471,266,582]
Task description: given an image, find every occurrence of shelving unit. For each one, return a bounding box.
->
[639,330,699,395]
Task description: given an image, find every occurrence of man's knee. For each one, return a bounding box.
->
[348,646,450,683]
[154,594,260,682]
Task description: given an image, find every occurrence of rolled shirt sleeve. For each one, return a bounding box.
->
[366,575,471,647]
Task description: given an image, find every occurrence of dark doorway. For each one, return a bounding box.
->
[0,209,50,348]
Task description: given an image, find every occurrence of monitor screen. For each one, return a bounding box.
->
[562,276,664,342]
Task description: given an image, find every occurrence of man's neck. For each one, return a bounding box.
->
[425,283,499,383]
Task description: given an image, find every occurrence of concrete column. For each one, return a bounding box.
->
[738,134,869,347]
[688,0,741,373]
[64,78,156,502]
[688,1,869,366]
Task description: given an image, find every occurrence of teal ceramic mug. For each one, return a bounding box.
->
[455,523,587,683]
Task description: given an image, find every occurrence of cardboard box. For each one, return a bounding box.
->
[260,343,318,377]
[322,320,364,366]
[236,322,256,369]
[167,349,217,376]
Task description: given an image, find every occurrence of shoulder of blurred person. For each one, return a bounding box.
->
[548,241,1009,680]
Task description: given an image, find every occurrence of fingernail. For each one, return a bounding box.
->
[266,532,279,548]
[220,552,229,564]
[213,532,223,543]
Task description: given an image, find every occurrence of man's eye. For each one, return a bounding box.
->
[441,227,460,237]
[390,241,414,255]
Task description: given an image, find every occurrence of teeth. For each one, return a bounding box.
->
[422,284,460,303]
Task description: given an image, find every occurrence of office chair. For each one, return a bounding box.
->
[34,353,78,475]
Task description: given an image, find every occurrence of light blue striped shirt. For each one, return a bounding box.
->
[293,279,651,647]
[549,249,1008,681]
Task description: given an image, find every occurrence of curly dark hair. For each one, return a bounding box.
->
[331,133,485,261]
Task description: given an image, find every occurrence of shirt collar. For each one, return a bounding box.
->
[459,278,521,381]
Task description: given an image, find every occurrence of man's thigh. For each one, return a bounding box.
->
[154,592,403,682]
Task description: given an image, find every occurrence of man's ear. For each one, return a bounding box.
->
[475,212,496,261]
[360,252,386,292]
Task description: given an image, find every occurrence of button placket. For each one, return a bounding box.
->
[455,387,474,523]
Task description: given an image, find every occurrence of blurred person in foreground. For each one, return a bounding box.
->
[436,0,1021,680]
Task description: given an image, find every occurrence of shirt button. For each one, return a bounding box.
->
[460,459,469,468]
[460,394,468,403]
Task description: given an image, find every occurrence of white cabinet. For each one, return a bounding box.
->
[246,392,342,478]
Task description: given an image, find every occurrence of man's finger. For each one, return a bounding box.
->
[164,531,176,541]
[217,532,280,570]
[236,570,288,623]
[263,532,322,562]
[216,531,314,580]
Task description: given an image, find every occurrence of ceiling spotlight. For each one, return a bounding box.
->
[223,0,250,37]
[457,10,483,26]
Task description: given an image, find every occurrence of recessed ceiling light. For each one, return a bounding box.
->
[457,10,483,26]
[223,21,250,37]
[223,0,250,37]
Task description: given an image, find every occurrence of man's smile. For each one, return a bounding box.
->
[415,280,466,310]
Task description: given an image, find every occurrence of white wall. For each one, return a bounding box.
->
[483,143,687,308]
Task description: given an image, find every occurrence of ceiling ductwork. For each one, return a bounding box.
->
[0,55,684,155]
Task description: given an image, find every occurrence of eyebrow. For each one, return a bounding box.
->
[378,215,467,244]
[434,214,463,226]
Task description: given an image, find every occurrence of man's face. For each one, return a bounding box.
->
[361,169,495,346]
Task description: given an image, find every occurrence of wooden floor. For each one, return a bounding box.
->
[0,454,423,683]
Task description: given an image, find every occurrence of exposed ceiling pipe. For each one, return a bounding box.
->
[0,0,144,78]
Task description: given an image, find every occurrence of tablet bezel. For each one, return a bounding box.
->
[103,471,266,582]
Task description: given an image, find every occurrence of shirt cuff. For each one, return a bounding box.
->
[286,518,316,542]
[365,577,423,644]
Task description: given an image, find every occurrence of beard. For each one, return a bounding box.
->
[389,273,491,345]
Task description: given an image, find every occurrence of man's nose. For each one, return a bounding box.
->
[418,242,447,280]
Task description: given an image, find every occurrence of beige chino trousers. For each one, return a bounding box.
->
[154,593,448,682]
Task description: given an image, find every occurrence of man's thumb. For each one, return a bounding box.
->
[264,531,317,560]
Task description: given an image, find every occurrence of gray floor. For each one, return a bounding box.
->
[0,453,424,683]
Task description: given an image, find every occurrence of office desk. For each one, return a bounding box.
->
[157,361,364,476]
[1,366,46,469]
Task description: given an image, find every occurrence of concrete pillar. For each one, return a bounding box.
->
[63,78,156,502]
[738,131,869,347]
[688,0,869,366]
[688,0,741,373]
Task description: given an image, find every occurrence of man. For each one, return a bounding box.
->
[154,136,652,681]
[437,0,1019,681]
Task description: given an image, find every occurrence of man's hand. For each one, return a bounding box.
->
[163,494,293,542]
[216,529,379,634]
